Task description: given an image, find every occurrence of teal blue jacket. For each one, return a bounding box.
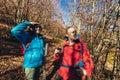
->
[11,22,45,68]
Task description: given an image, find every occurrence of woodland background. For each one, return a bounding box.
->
[0,0,119,80]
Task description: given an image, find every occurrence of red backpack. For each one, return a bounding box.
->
[20,36,32,55]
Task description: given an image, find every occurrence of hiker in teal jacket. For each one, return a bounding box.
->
[11,21,45,80]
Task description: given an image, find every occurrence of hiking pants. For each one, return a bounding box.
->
[55,74,63,80]
[25,66,42,80]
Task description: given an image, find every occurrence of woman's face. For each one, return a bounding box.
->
[34,25,42,34]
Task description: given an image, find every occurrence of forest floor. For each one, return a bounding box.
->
[0,24,59,80]
[0,24,114,80]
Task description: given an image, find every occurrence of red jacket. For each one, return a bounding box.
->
[54,39,94,80]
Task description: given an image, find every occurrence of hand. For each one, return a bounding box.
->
[80,67,87,75]
[54,48,61,54]
[30,22,40,29]
[30,22,39,25]
[54,48,61,57]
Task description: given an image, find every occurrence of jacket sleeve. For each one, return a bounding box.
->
[54,41,66,62]
[82,43,94,76]
[54,47,64,62]
[11,22,31,45]
[54,52,63,62]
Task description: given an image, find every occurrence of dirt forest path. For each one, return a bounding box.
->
[0,25,60,80]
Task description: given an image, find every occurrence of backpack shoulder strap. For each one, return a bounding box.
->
[22,35,33,50]
[76,38,83,54]
[79,40,84,64]
[79,41,83,54]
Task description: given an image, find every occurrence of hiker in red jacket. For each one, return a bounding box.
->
[54,27,94,80]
